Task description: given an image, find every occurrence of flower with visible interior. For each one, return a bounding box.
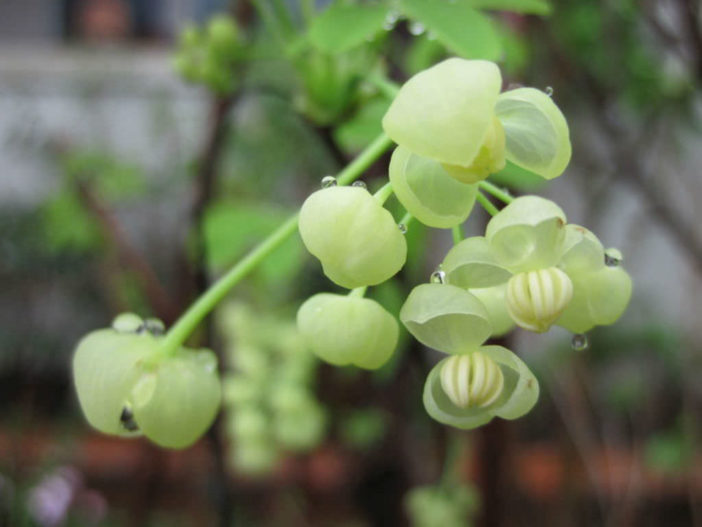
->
[442,196,632,334]
[400,283,539,429]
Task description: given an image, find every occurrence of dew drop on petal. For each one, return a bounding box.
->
[409,21,425,36]
[604,250,622,267]
[383,11,400,30]
[398,223,407,234]
[143,318,165,335]
[352,180,367,189]
[321,175,337,188]
[571,333,589,351]
[545,86,554,97]
[430,270,446,284]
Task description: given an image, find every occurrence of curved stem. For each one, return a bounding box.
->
[373,181,394,204]
[476,192,499,217]
[479,181,513,204]
[159,133,393,352]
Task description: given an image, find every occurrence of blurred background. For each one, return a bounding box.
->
[0,0,700,525]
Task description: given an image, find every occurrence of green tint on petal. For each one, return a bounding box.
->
[479,345,539,420]
[400,284,491,354]
[558,266,633,333]
[470,284,515,336]
[382,58,502,167]
[559,224,604,273]
[388,146,478,228]
[496,87,571,180]
[298,187,407,289]
[73,330,156,436]
[297,293,398,370]
[485,196,567,272]
[442,236,511,289]
[132,349,222,449]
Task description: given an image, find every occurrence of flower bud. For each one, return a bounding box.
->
[297,293,398,369]
[506,267,573,332]
[298,186,407,289]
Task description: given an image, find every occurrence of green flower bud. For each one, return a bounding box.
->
[382,58,502,168]
[469,284,515,337]
[559,224,604,273]
[495,87,571,180]
[223,375,262,406]
[274,403,326,450]
[506,267,573,332]
[229,406,268,441]
[130,348,221,449]
[440,352,504,409]
[297,293,398,369]
[298,186,407,288]
[231,440,279,475]
[485,196,567,273]
[423,345,539,429]
[73,321,222,449]
[206,15,240,59]
[388,146,478,228]
[441,116,507,184]
[442,236,511,289]
[400,284,491,355]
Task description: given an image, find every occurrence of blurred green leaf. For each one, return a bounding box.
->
[340,408,387,448]
[41,191,102,253]
[203,202,304,284]
[334,98,390,152]
[400,0,501,60]
[404,33,448,75]
[308,2,389,54]
[61,151,145,199]
[644,428,693,475]
[467,0,551,15]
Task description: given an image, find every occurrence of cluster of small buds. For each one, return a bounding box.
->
[218,303,326,475]
[72,313,221,449]
[172,15,243,94]
[296,58,632,431]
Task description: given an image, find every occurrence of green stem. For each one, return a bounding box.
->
[452,224,463,245]
[476,192,499,217]
[367,73,401,99]
[159,133,394,353]
[479,181,513,204]
[373,181,394,204]
[399,211,413,227]
[348,286,367,298]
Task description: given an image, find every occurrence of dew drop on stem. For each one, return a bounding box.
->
[571,333,589,351]
[398,223,407,234]
[545,86,554,97]
[352,180,367,189]
[409,21,425,36]
[321,175,337,188]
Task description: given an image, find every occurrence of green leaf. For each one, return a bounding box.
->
[467,0,551,15]
[334,98,390,152]
[308,2,389,54]
[399,0,501,60]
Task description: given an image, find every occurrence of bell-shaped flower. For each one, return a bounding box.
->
[73,314,222,449]
[399,284,539,429]
[382,58,571,185]
[298,186,407,289]
[297,293,398,369]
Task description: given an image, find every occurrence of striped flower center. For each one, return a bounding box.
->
[506,267,573,332]
[440,352,504,409]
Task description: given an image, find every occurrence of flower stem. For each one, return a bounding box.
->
[477,192,499,217]
[373,181,394,204]
[479,181,513,204]
[452,224,463,245]
[159,132,394,353]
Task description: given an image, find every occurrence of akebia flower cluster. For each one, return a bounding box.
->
[73,313,221,449]
[296,58,632,430]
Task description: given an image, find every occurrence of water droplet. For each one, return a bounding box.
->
[571,334,589,351]
[409,21,425,36]
[321,175,337,188]
[112,312,143,333]
[143,318,165,335]
[398,223,407,234]
[604,248,623,267]
[545,86,554,97]
[430,270,446,284]
[120,406,139,432]
[383,11,400,30]
[352,180,367,189]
